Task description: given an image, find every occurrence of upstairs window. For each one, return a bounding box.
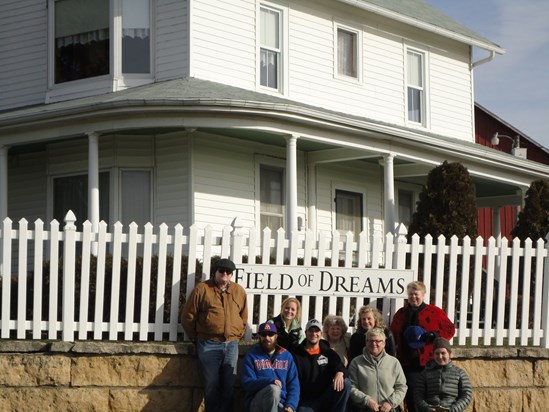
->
[260,5,281,90]
[55,0,110,83]
[260,165,284,231]
[406,49,425,124]
[122,0,150,74]
[337,27,358,79]
[53,0,151,85]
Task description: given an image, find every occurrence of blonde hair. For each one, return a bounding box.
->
[407,281,426,294]
[322,314,348,337]
[280,297,302,322]
[355,305,385,332]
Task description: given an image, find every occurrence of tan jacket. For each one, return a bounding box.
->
[180,278,248,342]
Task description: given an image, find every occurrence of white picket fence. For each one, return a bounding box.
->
[1,211,548,348]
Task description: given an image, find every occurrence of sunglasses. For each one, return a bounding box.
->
[217,268,233,274]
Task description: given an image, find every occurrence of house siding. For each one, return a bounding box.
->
[156,0,189,80]
[155,133,190,229]
[188,0,474,141]
[0,0,47,111]
[192,134,258,228]
[190,0,256,88]
[191,133,308,231]
[7,150,48,224]
[0,0,475,141]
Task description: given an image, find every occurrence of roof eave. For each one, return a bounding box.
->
[336,0,505,54]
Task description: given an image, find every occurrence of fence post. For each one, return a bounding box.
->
[1,217,13,338]
[541,233,549,348]
[62,211,77,341]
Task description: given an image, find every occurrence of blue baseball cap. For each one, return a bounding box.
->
[258,321,278,335]
[403,325,427,349]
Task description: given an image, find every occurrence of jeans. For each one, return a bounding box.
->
[403,369,421,412]
[249,384,284,412]
[298,378,351,412]
[196,339,239,412]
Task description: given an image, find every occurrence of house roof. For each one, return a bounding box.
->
[337,0,505,54]
[1,76,548,207]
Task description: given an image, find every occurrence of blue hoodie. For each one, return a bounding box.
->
[241,343,300,411]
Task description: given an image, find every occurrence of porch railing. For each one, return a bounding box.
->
[1,211,548,348]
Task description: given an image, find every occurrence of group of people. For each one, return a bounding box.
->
[180,258,473,412]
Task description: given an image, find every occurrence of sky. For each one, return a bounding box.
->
[424,0,549,149]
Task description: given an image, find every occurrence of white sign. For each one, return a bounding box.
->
[234,265,414,297]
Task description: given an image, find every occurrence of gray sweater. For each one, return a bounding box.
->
[414,360,473,412]
[348,349,407,411]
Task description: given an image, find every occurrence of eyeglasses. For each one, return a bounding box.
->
[217,268,233,275]
[367,339,384,345]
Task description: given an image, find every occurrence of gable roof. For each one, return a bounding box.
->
[337,0,504,54]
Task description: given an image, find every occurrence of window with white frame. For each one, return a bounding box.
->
[397,189,415,229]
[53,0,151,84]
[120,170,152,227]
[122,0,151,74]
[260,165,284,231]
[54,0,110,83]
[406,49,425,124]
[337,27,358,79]
[335,189,363,235]
[53,172,110,228]
[259,5,281,90]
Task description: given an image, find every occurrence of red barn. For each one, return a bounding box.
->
[475,103,549,241]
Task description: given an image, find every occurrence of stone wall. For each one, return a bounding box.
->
[0,341,547,412]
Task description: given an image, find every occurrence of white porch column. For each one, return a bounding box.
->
[286,135,298,235]
[88,132,100,235]
[0,145,7,222]
[493,207,502,238]
[382,153,396,235]
[307,160,317,233]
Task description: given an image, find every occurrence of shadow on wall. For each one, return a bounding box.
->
[137,351,246,411]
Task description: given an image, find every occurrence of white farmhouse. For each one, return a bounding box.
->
[0,0,547,239]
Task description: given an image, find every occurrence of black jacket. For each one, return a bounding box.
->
[272,314,303,352]
[292,339,347,401]
[349,327,396,360]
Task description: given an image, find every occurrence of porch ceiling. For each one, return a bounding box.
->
[205,127,522,206]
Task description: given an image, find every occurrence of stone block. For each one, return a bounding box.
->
[523,388,549,411]
[72,355,196,387]
[0,354,71,386]
[0,387,109,411]
[534,359,549,386]
[456,359,533,387]
[472,388,523,411]
[109,388,193,411]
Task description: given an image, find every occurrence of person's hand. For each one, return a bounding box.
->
[378,401,392,412]
[332,371,344,391]
[274,379,282,388]
[284,407,294,412]
[420,331,437,342]
[366,398,379,411]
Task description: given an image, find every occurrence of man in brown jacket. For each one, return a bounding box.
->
[180,258,248,412]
